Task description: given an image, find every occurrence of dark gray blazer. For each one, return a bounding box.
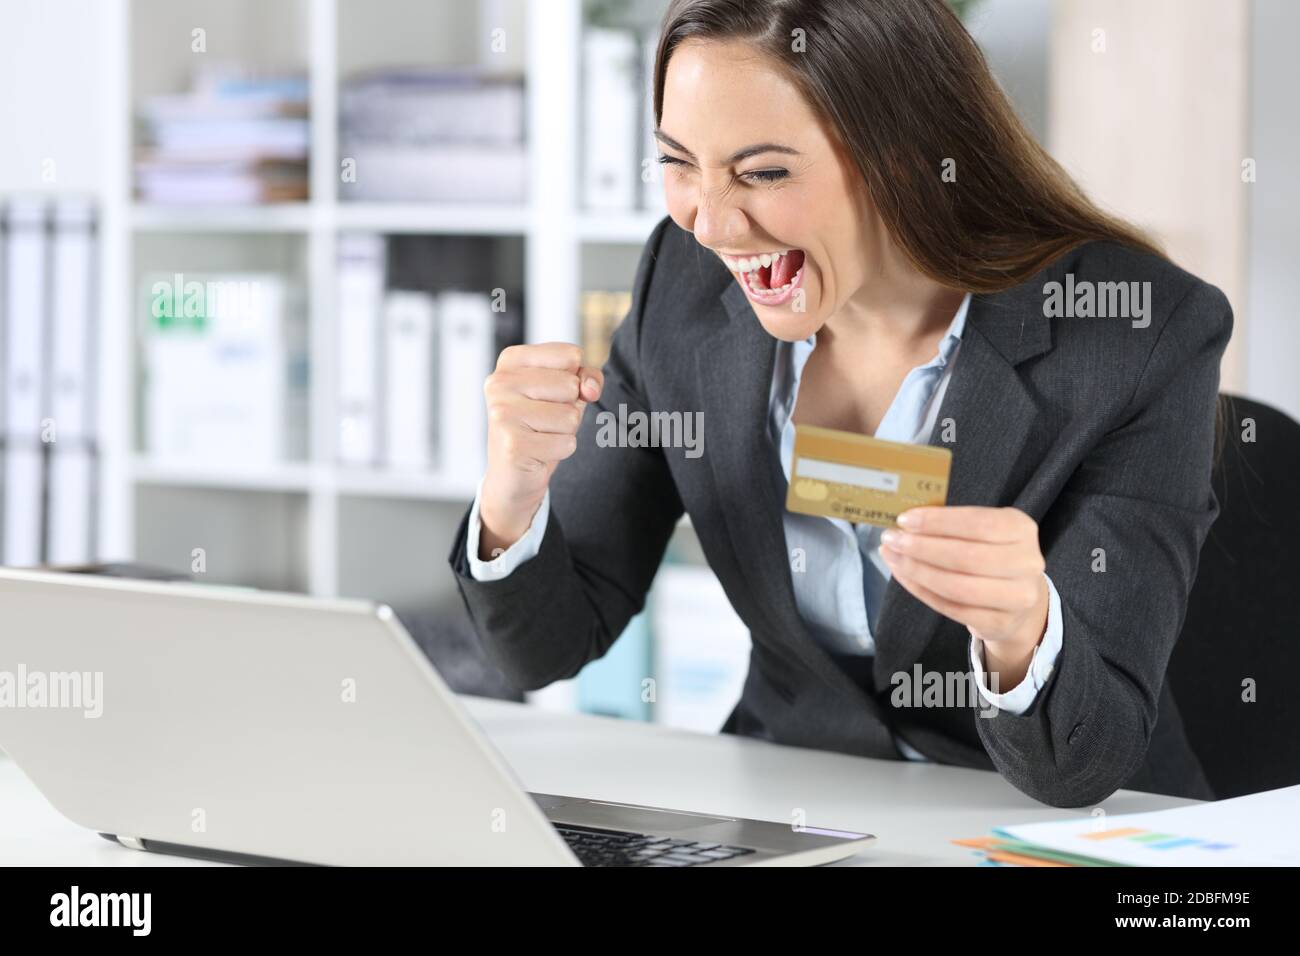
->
[449,217,1233,808]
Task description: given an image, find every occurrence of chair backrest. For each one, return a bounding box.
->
[1166,394,1300,799]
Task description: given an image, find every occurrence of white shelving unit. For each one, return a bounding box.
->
[94,0,666,614]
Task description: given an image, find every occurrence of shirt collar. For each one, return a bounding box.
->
[934,290,971,367]
[793,290,971,364]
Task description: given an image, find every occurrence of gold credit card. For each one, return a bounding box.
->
[785,424,951,528]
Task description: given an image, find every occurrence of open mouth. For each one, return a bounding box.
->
[719,249,807,305]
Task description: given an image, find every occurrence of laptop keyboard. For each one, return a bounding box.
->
[555,823,757,867]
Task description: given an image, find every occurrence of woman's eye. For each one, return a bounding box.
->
[655,156,785,184]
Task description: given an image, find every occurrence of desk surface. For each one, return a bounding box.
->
[1,696,1197,866]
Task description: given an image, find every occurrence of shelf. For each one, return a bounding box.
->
[132,201,539,238]
[130,202,660,240]
[576,210,666,244]
[335,202,530,235]
[131,458,315,493]
[332,468,478,502]
[130,203,316,233]
[131,458,478,503]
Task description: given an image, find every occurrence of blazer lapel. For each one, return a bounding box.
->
[693,282,815,676]
[695,281,899,763]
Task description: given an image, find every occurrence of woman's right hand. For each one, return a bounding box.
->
[478,343,604,560]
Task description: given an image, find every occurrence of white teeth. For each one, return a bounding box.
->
[721,249,790,274]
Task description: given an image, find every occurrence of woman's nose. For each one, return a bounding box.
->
[690,186,747,250]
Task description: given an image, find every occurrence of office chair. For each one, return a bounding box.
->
[1166,393,1300,799]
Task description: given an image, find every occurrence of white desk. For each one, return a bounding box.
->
[0,696,1197,866]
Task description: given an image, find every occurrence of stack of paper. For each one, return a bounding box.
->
[338,67,525,203]
[956,784,1300,866]
[136,68,309,204]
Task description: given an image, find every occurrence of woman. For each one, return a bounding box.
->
[448,0,1231,808]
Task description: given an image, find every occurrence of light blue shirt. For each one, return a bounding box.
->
[466,292,1064,761]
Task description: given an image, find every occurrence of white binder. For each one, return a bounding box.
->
[2,198,49,566]
[46,446,94,566]
[48,199,95,441]
[382,290,436,471]
[336,234,385,466]
[582,28,640,210]
[45,199,97,564]
[640,31,667,213]
[436,291,492,488]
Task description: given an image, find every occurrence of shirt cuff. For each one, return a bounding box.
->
[968,572,1063,716]
[465,477,550,581]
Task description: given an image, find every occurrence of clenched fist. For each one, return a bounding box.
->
[478,343,603,559]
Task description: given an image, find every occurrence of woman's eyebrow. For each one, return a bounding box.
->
[654,130,801,164]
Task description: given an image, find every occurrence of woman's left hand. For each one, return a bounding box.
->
[879,506,1049,689]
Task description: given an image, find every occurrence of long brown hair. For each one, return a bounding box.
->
[652,0,1166,293]
[652,0,1233,467]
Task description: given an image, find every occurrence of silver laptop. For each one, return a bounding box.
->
[0,568,874,867]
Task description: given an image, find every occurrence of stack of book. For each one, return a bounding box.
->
[135,68,309,205]
[338,67,526,203]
